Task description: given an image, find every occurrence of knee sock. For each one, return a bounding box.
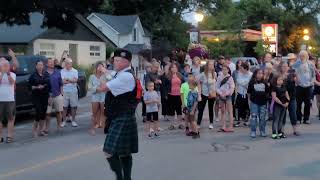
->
[120,155,133,180]
[107,156,123,180]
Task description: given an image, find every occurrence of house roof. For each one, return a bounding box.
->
[93,13,139,34]
[0,12,46,43]
[0,13,115,47]
[123,44,147,54]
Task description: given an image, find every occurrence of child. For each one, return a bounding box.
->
[180,73,196,136]
[216,65,235,132]
[182,64,191,82]
[247,69,269,138]
[186,80,200,139]
[144,82,161,138]
[271,75,290,139]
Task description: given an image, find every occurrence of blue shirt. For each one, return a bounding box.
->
[187,90,198,112]
[47,69,63,97]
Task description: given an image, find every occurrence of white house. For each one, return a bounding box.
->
[0,13,116,66]
[87,13,151,70]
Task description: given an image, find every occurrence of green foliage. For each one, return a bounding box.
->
[105,46,116,59]
[254,40,270,57]
[199,0,320,55]
[203,38,243,58]
[73,64,94,82]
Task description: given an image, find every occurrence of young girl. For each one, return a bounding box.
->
[271,75,290,139]
[186,80,200,139]
[247,69,269,138]
[216,65,235,132]
[144,82,161,138]
[197,60,217,129]
[235,62,252,126]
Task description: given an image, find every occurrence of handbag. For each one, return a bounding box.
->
[207,76,216,98]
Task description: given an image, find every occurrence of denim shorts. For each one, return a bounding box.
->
[219,95,232,102]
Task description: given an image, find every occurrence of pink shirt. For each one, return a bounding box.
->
[170,74,181,96]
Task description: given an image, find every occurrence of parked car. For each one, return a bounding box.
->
[0,55,87,114]
[231,57,259,72]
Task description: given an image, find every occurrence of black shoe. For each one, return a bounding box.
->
[192,132,200,139]
[279,133,287,139]
[303,121,311,125]
[234,122,240,127]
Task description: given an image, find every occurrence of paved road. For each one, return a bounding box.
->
[1,96,320,180]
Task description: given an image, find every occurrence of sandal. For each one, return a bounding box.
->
[218,128,227,133]
[6,137,13,143]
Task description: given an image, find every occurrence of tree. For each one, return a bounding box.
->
[0,0,103,32]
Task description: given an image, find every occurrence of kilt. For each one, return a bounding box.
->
[103,112,139,155]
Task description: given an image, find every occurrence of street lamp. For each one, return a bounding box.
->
[194,13,204,23]
[303,35,310,41]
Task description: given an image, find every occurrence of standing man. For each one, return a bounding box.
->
[225,56,236,74]
[98,49,139,180]
[60,58,79,127]
[0,58,16,143]
[293,50,315,124]
[45,58,64,133]
[260,53,273,69]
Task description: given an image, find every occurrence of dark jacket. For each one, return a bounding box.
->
[28,71,51,97]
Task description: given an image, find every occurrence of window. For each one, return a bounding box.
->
[89,45,101,57]
[39,43,55,57]
[133,28,137,42]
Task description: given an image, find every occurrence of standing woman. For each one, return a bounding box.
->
[264,62,274,121]
[314,58,320,120]
[191,56,202,79]
[235,62,252,126]
[232,60,243,126]
[197,60,217,129]
[163,63,184,130]
[88,62,107,135]
[278,61,300,136]
[160,57,171,121]
[29,61,51,137]
[216,65,235,132]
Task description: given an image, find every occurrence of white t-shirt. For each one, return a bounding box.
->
[228,62,236,74]
[61,68,78,93]
[0,72,16,102]
[106,67,135,97]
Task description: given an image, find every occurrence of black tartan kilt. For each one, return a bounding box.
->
[103,112,139,155]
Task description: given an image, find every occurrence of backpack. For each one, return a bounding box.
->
[125,69,143,101]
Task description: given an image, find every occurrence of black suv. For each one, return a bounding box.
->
[0,55,87,114]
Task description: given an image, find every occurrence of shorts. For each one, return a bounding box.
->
[63,92,78,108]
[91,93,106,103]
[314,85,320,95]
[47,95,64,113]
[146,112,158,122]
[0,102,16,122]
[219,95,232,102]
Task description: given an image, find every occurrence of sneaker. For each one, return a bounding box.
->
[186,131,194,136]
[60,121,66,128]
[234,122,240,127]
[279,133,287,139]
[260,131,267,137]
[209,124,214,129]
[272,134,278,139]
[243,122,248,127]
[250,131,256,138]
[178,124,185,129]
[71,121,78,127]
[148,133,153,139]
[168,125,175,130]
